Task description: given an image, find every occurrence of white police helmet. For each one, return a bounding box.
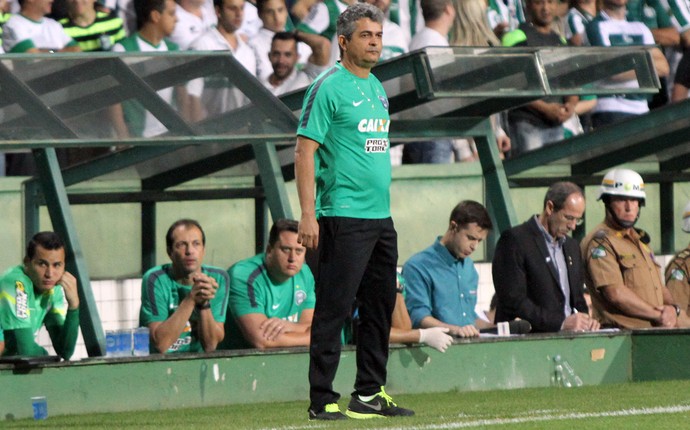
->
[597,168,646,206]
[683,201,690,233]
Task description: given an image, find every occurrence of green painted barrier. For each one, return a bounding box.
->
[631,329,690,382]
[0,332,633,420]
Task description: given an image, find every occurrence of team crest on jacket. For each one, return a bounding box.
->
[294,290,306,306]
[378,95,389,110]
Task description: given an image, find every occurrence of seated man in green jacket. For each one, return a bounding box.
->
[0,232,80,360]
[221,219,315,350]
[140,219,229,354]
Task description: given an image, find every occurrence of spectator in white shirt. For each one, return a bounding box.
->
[260,30,330,95]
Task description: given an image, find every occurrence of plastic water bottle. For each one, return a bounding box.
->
[31,396,48,420]
[573,374,584,387]
[562,359,584,387]
[105,330,119,357]
[133,327,150,357]
[553,355,584,388]
[553,355,564,387]
[118,329,133,357]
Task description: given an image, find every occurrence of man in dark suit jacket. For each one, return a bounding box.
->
[492,182,599,333]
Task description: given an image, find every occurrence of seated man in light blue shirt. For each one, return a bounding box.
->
[402,200,493,338]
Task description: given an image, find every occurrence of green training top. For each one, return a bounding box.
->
[0,265,78,359]
[297,62,392,219]
[221,253,315,349]
[139,264,229,353]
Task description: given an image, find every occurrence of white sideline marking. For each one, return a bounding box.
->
[400,405,690,429]
[259,405,690,430]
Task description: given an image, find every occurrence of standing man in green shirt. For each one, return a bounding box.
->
[295,2,414,421]
[0,232,80,360]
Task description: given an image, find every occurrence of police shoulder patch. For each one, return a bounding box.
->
[671,268,687,281]
[591,246,607,259]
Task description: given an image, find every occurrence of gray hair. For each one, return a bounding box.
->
[336,3,384,40]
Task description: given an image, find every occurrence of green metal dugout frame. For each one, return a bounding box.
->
[0,46,662,357]
[3,52,298,356]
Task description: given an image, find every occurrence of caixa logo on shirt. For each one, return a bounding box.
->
[358,118,390,133]
[15,281,28,319]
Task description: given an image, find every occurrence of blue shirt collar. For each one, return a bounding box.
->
[534,215,565,246]
[432,236,466,265]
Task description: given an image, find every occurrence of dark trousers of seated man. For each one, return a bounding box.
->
[307,216,397,411]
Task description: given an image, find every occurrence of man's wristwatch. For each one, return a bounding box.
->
[672,304,681,317]
[195,302,211,311]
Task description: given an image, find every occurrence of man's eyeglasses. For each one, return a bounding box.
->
[563,213,584,226]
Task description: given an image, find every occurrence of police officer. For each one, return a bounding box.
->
[581,168,682,329]
[665,201,690,327]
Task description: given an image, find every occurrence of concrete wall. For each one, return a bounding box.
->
[15,164,489,278]
[31,176,260,278]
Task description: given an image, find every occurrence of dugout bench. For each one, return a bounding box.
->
[0,47,665,357]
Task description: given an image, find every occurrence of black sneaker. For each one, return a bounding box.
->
[345,386,415,419]
[308,403,347,420]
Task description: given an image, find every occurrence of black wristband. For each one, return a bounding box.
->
[195,302,211,311]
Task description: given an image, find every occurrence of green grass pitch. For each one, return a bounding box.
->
[5,380,690,429]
